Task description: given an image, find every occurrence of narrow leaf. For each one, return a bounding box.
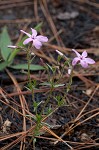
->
[34,22,43,31]
[8,48,20,62]
[54,84,65,88]
[0,27,12,61]
[46,63,53,71]
[10,64,44,71]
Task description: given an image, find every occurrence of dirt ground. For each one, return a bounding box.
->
[0,0,99,150]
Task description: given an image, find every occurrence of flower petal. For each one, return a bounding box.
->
[56,50,64,56]
[31,28,37,37]
[8,45,17,49]
[85,58,95,64]
[82,51,87,58]
[72,49,81,57]
[80,60,88,68]
[72,57,80,66]
[23,38,33,45]
[20,30,31,37]
[36,35,48,43]
[68,68,72,75]
[33,39,42,49]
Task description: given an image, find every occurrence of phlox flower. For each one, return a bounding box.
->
[20,28,48,49]
[72,49,95,68]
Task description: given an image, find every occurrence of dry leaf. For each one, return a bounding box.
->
[57,11,79,20]
[2,119,11,133]
[80,133,93,143]
[85,88,93,96]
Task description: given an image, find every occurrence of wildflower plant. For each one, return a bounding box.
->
[6,26,95,149]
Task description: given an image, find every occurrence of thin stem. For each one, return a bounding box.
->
[40,86,53,115]
[27,46,31,85]
[27,46,35,102]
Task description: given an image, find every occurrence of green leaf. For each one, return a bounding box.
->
[40,82,65,88]
[0,61,9,71]
[54,84,65,88]
[46,63,53,71]
[8,48,20,62]
[34,22,43,31]
[0,26,12,61]
[10,64,44,71]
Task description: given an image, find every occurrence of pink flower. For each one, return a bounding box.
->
[72,49,95,68]
[20,28,48,49]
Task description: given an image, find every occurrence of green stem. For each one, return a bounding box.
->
[27,46,35,102]
[27,46,31,85]
[40,86,53,115]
